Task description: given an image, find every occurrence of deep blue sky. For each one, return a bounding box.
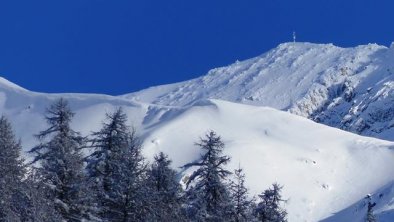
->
[0,0,393,95]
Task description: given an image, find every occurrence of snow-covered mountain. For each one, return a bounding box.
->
[142,99,394,222]
[2,41,394,221]
[126,42,394,141]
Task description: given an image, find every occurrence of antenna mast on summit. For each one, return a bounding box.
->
[293,31,296,43]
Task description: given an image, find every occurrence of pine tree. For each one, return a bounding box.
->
[254,183,287,222]
[229,165,254,222]
[29,98,87,221]
[182,131,232,221]
[365,195,377,222]
[86,107,148,221]
[0,116,27,221]
[147,152,185,221]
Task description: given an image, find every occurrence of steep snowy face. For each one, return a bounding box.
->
[126,42,351,108]
[126,42,394,140]
[308,44,394,140]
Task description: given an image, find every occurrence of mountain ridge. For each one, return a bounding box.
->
[1,41,394,221]
[2,41,394,142]
[125,42,394,140]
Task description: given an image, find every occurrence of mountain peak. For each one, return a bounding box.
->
[277,41,336,49]
[125,41,394,140]
[1,41,393,140]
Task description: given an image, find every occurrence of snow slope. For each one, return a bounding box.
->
[141,99,394,222]
[125,42,394,140]
[0,83,146,149]
[2,80,394,221]
[322,180,394,222]
[2,41,394,221]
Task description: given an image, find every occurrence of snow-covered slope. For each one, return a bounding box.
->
[141,99,394,222]
[0,83,146,149]
[125,42,394,140]
[2,81,394,221]
[322,180,394,222]
[2,41,394,221]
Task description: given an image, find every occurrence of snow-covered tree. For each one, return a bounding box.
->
[22,170,63,221]
[182,131,232,221]
[147,152,185,221]
[254,183,287,222]
[229,165,254,222]
[365,195,377,222]
[0,116,27,221]
[86,107,148,221]
[29,98,87,221]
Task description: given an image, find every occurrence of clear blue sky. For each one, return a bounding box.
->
[0,0,393,95]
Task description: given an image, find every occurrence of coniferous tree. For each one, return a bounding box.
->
[121,130,150,222]
[86,107,148,221]
[229,166,254,222]
[182,131,232,221]
[147,152,185,221]
[254,183,287,222]
[23,170,63,221]
[0,116,27,221]
[29,98,87,221]
[365,195,377,222]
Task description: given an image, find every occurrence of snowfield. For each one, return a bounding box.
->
[2,41,394,221]
[141,99,394,221]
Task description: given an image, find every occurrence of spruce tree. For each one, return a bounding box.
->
[182,131,232,221]
[0,116,27,221]
[254,183,287,222]
[86,107,148,221]
[147,152,185,221]
[29,98,86,221]
[229,166,254,222]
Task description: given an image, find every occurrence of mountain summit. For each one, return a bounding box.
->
[126,42,394,140]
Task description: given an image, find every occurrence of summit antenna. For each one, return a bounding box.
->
[293,31,296,43]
